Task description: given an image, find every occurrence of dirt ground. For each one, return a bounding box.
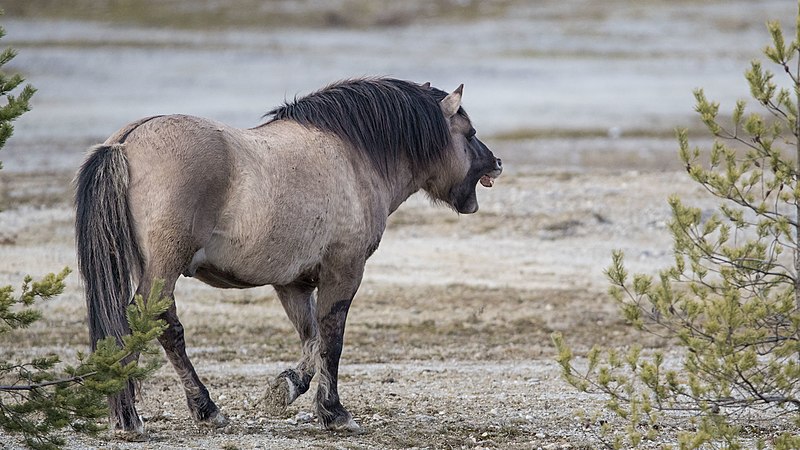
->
[1,146,796,449]
[2,1,799,448]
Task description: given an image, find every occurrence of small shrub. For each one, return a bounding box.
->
[554,7,800,450]
[0,18,169,450]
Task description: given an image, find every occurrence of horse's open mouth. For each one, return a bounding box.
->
[479,168,502,188]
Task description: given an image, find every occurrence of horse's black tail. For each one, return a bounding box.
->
[74,143,143,350]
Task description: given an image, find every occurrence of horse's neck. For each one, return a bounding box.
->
[381,161,424,216]
[248,121,420,217]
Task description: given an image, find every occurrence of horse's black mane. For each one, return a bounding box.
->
[264,78,452,177]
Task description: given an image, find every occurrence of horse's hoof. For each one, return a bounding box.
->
[114,426,147,442]
[199,410,229,428]
[263,377,291,416]
[324,415,362,433]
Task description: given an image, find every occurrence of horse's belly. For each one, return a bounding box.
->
[192,265,261,289]
[189,230,325,287]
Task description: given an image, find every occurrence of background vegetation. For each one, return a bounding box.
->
[555,9,800,450]
[0,23,170,449]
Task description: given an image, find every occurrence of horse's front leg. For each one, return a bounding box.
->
[264,282,318,415]
[314,266,363,432]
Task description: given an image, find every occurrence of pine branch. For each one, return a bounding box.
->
[556,9,800,448]
[0,373,98,392]
[0,283,170,447]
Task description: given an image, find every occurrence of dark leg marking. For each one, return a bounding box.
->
[279,368,314,397]
[316,300,358,431]
[157,301,227,427]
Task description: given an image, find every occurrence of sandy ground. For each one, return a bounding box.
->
[2,1,800,448]
[2,157,796,449]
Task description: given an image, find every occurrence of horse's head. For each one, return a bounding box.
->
[425,84,502,214]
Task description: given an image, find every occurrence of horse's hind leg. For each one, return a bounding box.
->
[264,281,318,415]
[137,273,227,428]
[109,368,145,440]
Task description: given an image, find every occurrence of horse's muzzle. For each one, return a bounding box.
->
[479,158,503,188]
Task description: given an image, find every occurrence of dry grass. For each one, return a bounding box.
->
[0,165,784,448]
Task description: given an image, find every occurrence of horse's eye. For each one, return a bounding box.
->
[466,128,476,141]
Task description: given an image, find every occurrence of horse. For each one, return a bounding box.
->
[74,77,502,438]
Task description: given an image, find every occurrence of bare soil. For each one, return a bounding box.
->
[1,1,799,447]
[1,158,795,449]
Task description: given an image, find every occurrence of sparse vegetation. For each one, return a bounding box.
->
[1,280,171,450]
[0,21,170,449]
[6,1,799,448]
[554,6,800,449]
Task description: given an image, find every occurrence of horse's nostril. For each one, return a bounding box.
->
[496,158,503,168]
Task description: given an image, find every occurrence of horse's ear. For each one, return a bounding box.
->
[440,84,463,118]
[421,82,431,89]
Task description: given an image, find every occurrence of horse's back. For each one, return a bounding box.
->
[110,114,379,287]
[203,120,378,285]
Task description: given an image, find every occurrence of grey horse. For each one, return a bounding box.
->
[74,78,502,437]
